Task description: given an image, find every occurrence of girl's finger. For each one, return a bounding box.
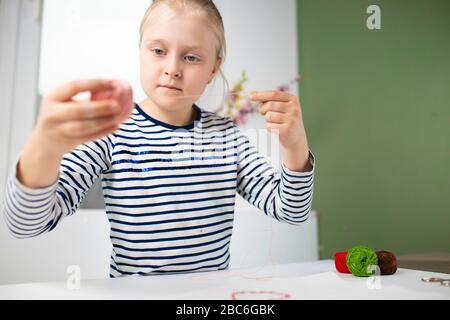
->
[49,100,121,122]
[264,111,287,124]
[259,101,289,115]
[266,122,283,133]
[46,79,114,102]
[250,90,292,103]
[60,116,121,138]
[81,124,119,142]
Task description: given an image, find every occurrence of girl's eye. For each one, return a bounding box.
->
[185,55,200,63]
[152,48,164,55]
[151,49,200,63]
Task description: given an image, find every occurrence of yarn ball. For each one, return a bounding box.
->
[346,245,379,277]
[376,251,397,275]
[91,80,134,123]
[334,252,351,273]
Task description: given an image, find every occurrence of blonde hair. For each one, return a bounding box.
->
[139,0,229,110]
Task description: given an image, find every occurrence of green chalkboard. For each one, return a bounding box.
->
[297,0,450,258]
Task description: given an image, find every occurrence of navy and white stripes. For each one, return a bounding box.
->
[2,103,315,277]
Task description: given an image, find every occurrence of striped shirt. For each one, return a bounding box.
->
[2,103,315,277]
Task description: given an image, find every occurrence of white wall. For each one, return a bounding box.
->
[0,0,47,285]
[0,209,112,285]
[0,0,318,285]
[0,0,42,207]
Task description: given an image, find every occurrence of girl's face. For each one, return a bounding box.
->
[139,6,221,112]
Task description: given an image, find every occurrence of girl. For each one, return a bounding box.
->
[2,0,315,277]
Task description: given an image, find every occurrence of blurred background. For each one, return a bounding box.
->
[297,0,449,260]
[0,0,448,285]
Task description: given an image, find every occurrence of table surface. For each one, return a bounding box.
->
[1,260,449,300]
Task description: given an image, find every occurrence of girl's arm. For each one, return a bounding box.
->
[16,130,65,189]
[3,134,115,238]
[237,90,315,224]
[2,79,128,238]
[235,125,315,225]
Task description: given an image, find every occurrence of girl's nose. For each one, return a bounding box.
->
[165,71,181,78]
[164,56,181,78]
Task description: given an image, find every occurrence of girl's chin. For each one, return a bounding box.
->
[153,92,198,105]
[151,97,194,111]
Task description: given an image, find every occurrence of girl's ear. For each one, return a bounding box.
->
[215,57,222,73]
[209,57,222,83]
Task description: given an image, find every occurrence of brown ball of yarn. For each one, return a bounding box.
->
[376,251,397,275]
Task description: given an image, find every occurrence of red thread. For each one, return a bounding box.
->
[231,290,291,300]
[334,251,351,273]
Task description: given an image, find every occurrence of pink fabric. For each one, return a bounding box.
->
[91,80,134,123]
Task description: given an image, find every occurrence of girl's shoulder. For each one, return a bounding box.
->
[200,109,236,128]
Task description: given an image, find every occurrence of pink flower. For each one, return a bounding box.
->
[216,71,302,127]
[277,84,290,92]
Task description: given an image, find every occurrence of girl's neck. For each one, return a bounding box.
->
[138,98,198,127]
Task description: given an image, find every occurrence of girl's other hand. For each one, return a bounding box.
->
[32,79,133,158]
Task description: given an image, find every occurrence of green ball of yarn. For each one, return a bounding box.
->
[346,245,379,277]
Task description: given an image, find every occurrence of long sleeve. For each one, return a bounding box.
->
[2,135,114,239]
[235,126,315,225]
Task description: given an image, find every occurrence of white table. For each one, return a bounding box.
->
[0,260,449,300]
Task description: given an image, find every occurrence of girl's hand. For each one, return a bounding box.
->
[33,79,133,158]
[250,90,307,150]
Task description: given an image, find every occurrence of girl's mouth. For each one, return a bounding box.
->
[159,85,182,91]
